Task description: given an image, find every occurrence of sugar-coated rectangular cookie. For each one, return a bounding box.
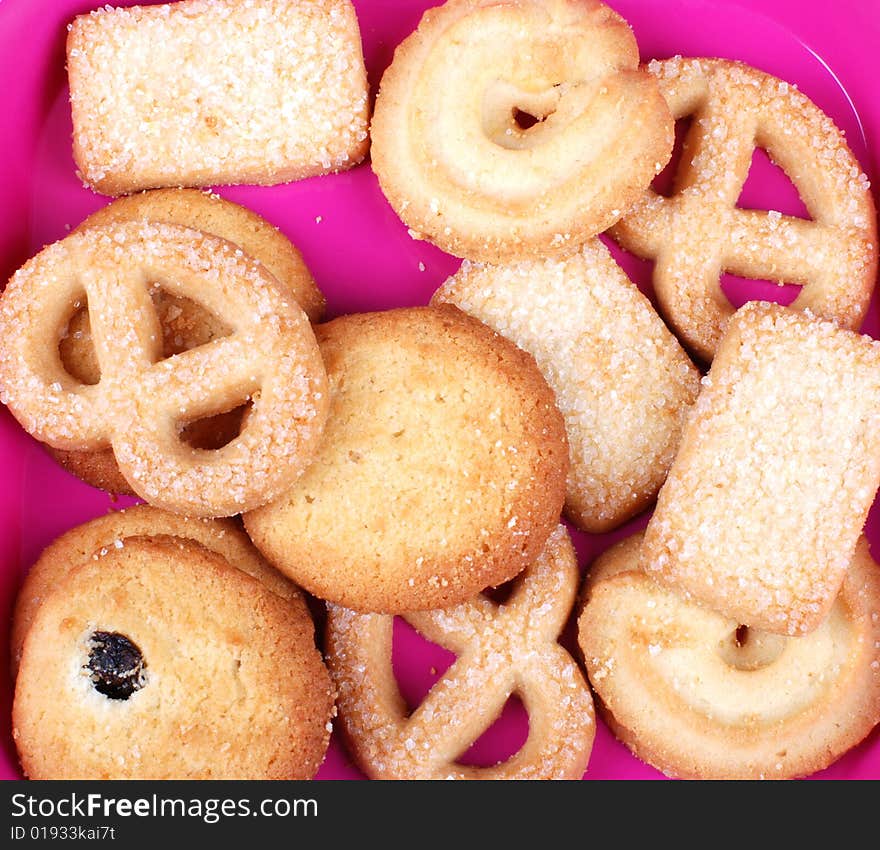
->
[432,240,701,533]
[640,302,880,636]
[67,0,370,195]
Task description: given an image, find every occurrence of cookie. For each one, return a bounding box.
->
[10,503,302,679]
[432,239,700,532]
[244,304,569,612]
[578,531,880,779]
[12,535,335,779]
[326,525,594,779]
[0,221,328,517]
[50,188,325,496]
[640,301,880,635]
[67,0,370,194]
[370,0,673,262]
[609,57,878,362]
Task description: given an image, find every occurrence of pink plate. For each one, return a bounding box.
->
[1,0,879,781]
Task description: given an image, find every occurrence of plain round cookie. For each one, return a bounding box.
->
[370,0,673,262]
[578,532,880,780]
[51,187,324,495]
[13,535,334,780]
[10,503,303,678]
[244,304,569,612]
[432,240,700,532]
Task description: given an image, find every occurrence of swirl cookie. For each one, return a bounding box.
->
[578,532,880,780]
[370,0,673,262]
[51,188,325,496]
[640,302,880,636]
[0,221,328,517]
[326,525,594,779]
[244,305,569,613]
[12,535,335,779]
[609,57,878,362]
[67,0,370,194]
[432,239,700,532]
[10,503,302,679]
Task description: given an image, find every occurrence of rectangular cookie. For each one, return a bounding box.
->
[67,0,370,195]
[640,301,880,635]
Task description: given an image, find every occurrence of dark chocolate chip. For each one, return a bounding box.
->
[85,631,147,700]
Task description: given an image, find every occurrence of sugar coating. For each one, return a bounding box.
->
[67,0,370,194]
[13,536,334,779]
[370,0,673,262]
[578,531,880,779]
[640,302,880,635]
[0,221,328,518]
[610,57,878,362]
[433,239,700,532]
[326,525,595,779]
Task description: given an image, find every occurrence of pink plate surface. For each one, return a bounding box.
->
[1,0,879,781]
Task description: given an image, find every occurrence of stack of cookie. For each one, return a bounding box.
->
[3,0,879,781]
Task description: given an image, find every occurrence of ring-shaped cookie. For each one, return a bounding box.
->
[578,532,880,780]
[371,0,673,262]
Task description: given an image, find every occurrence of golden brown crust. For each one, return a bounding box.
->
[370,0,672,262]
[639,302,880,636]
[67,0,369,194]
[10,504,303,679]
[327,525,594,779]
[76,189,326,321]
[432,240,700,532]
[48,188,324,495]
[578,531,880,780]
[13,535,335,780]
[0,221,329,517]
[610,57,878,363]
[244,304,569,612]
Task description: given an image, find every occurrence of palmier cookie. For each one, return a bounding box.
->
[370,0,673,263]
[67,0,369,195]
[578,532,880,780]
[327,525,594,779]
[641,302,880,636]
[10,503,302,679]
[0,221,328,518]
[244,305,569,613]
[12,535,334,779]
[432,240,700,533]
[609,57,878,362]
[51,188,325,495]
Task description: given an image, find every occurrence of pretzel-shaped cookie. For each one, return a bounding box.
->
[0,222,328,517]
[609,57,878,362]
[370,0,673,263]
[326,526,594,779]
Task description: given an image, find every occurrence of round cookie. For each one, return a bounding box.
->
[13,535,335,780]
[370,0,673,262]
[244,304,569,612]
[51,187,325,495]
[577,532,880,780]
[10,503,302,678]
